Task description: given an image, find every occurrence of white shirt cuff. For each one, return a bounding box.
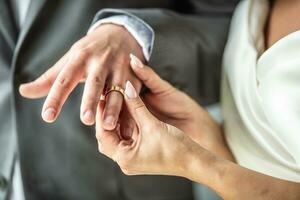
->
[88,15,154,61]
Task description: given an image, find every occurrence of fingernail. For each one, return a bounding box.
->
[125,81,137,99]
[130,53,144,68]
[20,83,29,87]
[104,115,115,126]
[19,85,26,95]
[83,110,94,123]
[42,108,56,122]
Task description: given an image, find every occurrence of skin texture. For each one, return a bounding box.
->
[265,0,300,48]
[96,83,186,176]
[129,54,234,161]
[19,24,143,136]
[96,55,300,200]
[19,1,300,198]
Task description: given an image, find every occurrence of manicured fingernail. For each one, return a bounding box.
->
[125,81,137,99]
[42,108,56,122]
[83,110,94,124]
[130,53,144,68]
[104,115,115,126]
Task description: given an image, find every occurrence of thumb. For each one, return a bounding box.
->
[95,100,121,160]
[124,81,154,126]
[129,54,173,94]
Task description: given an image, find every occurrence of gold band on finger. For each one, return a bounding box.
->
[105,85,125,97]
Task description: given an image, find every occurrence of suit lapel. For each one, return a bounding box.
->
[0,0,18,51]
[12,0,47,70]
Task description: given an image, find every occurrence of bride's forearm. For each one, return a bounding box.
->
[196,110,235,162]
[179,140,300,200]
[217,162,300,200]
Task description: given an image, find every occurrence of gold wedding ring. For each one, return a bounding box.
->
[105,85,125,97]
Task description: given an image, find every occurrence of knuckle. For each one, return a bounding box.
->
[57,77,66,86]
[71,47,90,61]
[140,67,153,81]
[70,41,86,51]
[132,100,145,111]
[77,50,90,60]
[95,131,103,142]
[88,75,104,86]
[144,76,155,86]
[144,68,162,85]
[102,46,114,58]
[56,76,72,89]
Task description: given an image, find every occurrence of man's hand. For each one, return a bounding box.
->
[19,24,143,130]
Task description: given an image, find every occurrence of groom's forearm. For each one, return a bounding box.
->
[182,142,300,200]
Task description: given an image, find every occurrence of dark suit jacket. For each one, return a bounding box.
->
[0,0,238,199]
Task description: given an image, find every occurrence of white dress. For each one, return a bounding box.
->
[222,0,300,182]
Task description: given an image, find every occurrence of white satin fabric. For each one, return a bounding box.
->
[222,0,300,182]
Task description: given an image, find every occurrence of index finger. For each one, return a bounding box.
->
[129,54,173,94]
[41,58,84,122]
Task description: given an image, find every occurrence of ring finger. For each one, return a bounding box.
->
[102,74,125,130]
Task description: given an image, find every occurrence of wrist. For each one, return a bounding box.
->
[181,139,228,190]
[190,109,235,161]
[169,135,206,178]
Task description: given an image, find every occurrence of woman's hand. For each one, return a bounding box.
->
[95,62,300,200]
[19,24,142,131]
[129,54,234,161]
[95,81,194,176]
